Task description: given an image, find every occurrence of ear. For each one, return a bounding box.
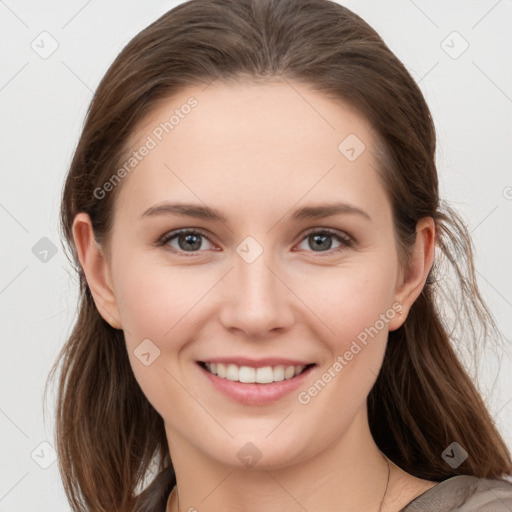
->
[72,212,122,329]
[388,217,436,331]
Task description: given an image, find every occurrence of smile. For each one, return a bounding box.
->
[197,359,317,405]
[201,362,313,384]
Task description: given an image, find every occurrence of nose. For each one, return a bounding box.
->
[219,244,295,339]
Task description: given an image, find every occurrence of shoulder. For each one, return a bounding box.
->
[401,475,512,511]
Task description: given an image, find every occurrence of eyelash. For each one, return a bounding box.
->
[155,227,354,257]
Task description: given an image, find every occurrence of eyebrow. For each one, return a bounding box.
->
[141,201,372,223]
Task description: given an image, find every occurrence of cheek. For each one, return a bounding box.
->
[113,254,216,346]
[290,257,398,350]
[111,255,213,415]
[290,265,397,436]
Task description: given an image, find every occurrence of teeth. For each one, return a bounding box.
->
[204,362,307,383]
[285,366,295,379]
[226,364,238,381]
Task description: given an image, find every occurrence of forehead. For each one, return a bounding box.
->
[113,79,389,225]
[130,78,374,155]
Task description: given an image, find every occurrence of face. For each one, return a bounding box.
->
[84,80,415,471]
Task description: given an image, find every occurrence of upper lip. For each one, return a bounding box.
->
[198,357,315,368]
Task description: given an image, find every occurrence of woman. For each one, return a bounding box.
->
[47,0,512,510]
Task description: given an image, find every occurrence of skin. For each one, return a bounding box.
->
[73,79,437,512]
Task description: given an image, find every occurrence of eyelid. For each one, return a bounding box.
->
[299,226,353,244]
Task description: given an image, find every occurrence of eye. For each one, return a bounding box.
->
[156,227,353,256]
[295,228,353,254]
[157,229,215,254]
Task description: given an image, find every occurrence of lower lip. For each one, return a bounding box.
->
[198,363,316,405]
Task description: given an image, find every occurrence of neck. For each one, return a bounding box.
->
[165,409,395,512]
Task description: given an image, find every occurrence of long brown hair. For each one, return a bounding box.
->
[45,0,512,510]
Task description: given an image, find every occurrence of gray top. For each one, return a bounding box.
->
[135,468,512,512]
[401,475,512,511]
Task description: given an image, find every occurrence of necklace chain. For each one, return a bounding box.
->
[378,453,391,512]
[169,453,392,512]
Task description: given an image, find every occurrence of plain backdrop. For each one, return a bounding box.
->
[1,0,511,510]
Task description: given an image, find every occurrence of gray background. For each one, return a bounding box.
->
[1,0,511,510]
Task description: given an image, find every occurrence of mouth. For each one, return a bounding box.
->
[198,361,315,384]
[196,359,317,405]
